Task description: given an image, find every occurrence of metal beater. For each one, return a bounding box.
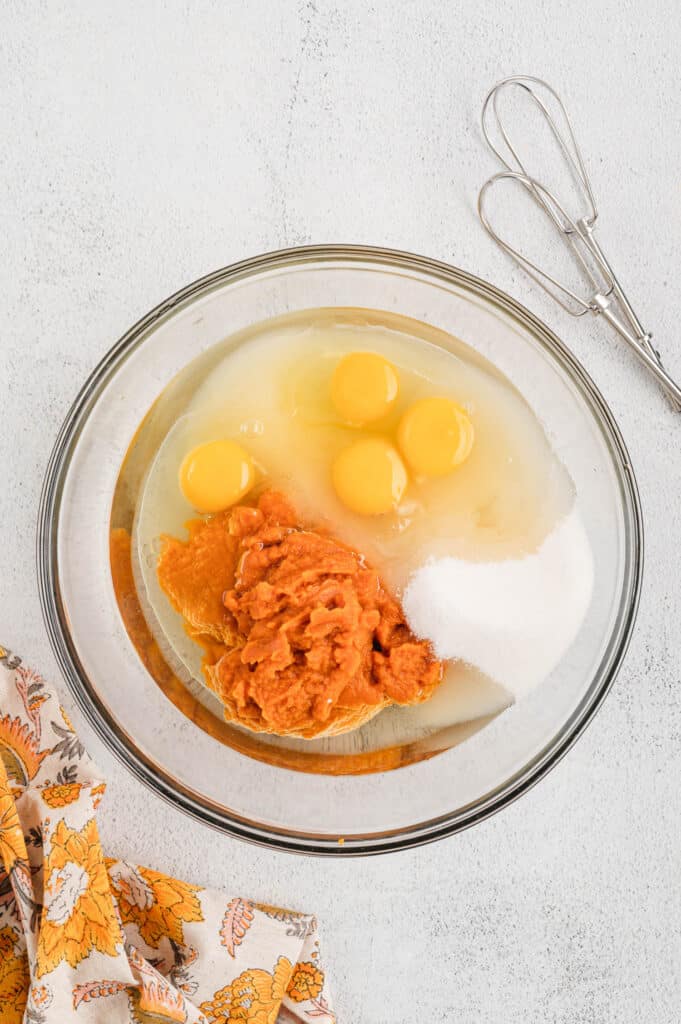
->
[477,75,681,409]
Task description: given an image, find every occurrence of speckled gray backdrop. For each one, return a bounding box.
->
[2,2,680,1021]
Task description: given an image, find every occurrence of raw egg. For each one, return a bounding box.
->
[398,397,474,477]
[139,308,574,613]
[332,438,407,515]
[179,439,254,512]
[136,309,576,745]
[330,351,399,424]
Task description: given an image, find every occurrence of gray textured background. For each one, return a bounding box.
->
[2,2,681,1021]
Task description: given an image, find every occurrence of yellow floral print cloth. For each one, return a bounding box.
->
[0,647,334,1024]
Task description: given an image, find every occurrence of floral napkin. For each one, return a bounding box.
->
[0,644,335,1024]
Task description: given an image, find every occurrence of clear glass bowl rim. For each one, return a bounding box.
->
[36,244,644,856]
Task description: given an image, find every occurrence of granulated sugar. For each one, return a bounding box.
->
[402,508,594,701]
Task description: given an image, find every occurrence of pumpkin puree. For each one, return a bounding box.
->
[157,490,442,738]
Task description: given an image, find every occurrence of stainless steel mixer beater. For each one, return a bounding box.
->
[477,75,681,409]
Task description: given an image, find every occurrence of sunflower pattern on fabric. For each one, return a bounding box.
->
[0,645,335,1023]
[36,817,125,977]
[110,861,204,949]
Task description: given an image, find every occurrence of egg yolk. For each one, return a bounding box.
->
[330,352,399,424]
[398,397,474,477]
[179,439,254,512]
[332,438,407,515]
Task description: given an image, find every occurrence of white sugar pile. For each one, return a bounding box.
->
[402,509,594,701]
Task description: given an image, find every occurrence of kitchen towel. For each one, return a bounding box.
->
[0,645,335,1024]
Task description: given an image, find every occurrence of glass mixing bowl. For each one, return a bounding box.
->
[37,245,642,855]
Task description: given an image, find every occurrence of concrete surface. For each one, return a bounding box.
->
[2,2,681,1021]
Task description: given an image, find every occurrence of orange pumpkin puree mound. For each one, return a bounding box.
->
[157,490,443,738]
